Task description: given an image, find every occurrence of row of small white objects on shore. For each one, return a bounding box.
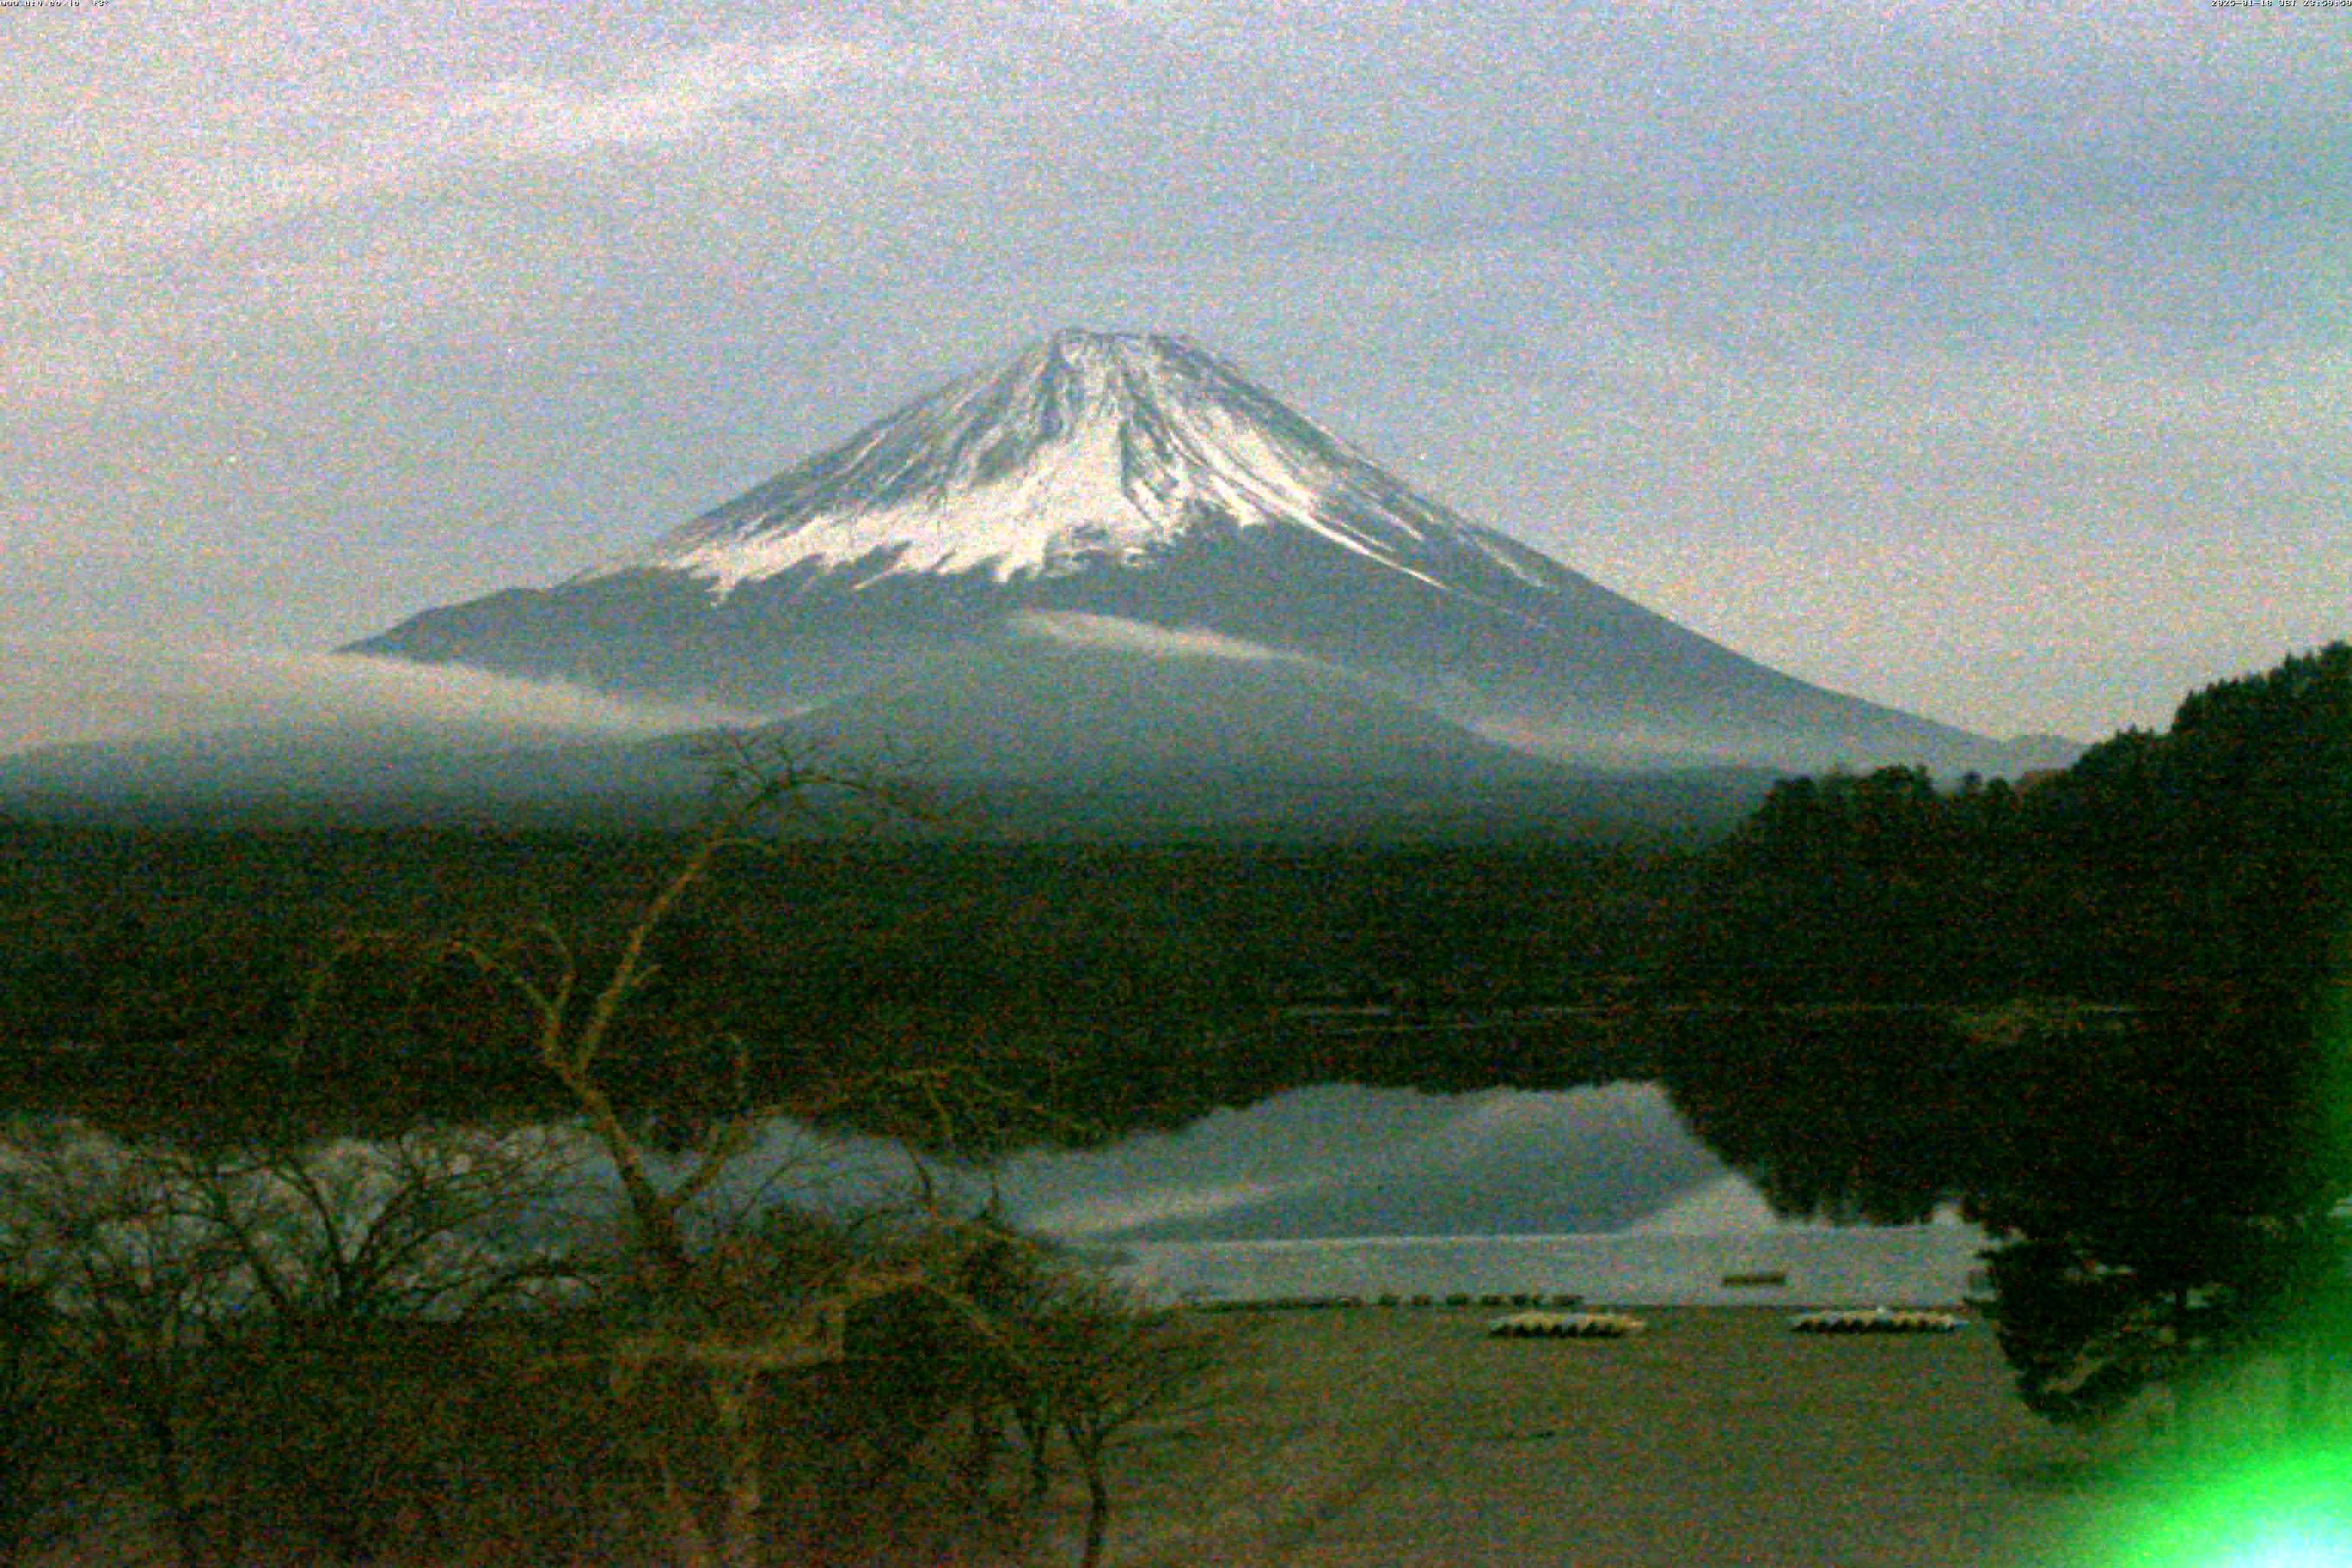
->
[1787,1308,1962,1334]
[1484,1307,1966,1340]
[1486,1311,1648,1339]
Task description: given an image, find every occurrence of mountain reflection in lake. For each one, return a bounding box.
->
[718,1080,1975,1249]
[983,1082,1725,1242]
[956,1083,1984,1307]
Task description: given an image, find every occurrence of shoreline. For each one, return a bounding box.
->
[1106,1221,1991,1312]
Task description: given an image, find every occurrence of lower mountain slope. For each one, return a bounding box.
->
[0,642,1776,841]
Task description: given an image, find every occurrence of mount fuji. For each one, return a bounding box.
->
[348,330,2056,789]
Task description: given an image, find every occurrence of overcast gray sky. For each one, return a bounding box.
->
[4,0,2345,753]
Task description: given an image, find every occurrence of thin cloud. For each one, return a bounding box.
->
[1020,1180,1292,1240]
[1630,1174,1976,1236]
[8,28,904,257]
[0,642,758,758]
[1011,612,1301,665]
[442,38,890,165]
[1631,1174,1818,1236]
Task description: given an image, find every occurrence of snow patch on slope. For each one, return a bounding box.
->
[668,386,1157,593]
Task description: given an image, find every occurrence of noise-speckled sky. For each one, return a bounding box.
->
[4,1,2346,753]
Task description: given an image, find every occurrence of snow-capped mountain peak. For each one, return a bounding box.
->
[351,328,2046,778]
[614,329,1521,599]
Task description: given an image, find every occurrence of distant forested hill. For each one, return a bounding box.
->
[0,828,1691,1140]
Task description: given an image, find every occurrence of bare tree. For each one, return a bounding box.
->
[448,736,1027,1568]
[172,1126,579,1563]
[999,1270,1227,1568]
[2,1130,244,1568]
[158,1125,578,1336]
[1,1115,583,1567]
[1,734,1222,1566]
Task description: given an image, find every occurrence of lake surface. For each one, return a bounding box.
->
[1106,1227,1987,1308]
[984,1081,1728,1241]
[732,1080,1989,1307]
[987,1081,1985,1305]
[5,1081,1983,1310]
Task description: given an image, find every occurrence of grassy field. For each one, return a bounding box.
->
[1093,1306,2141,1568]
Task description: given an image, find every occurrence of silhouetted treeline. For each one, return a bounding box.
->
[1668,644,2352,1197]
[1674,642,2352,1016]
[1659,1002,2138,1224]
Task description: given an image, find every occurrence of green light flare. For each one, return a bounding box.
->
[2119,929,2352,1568]
[2213,1533,2348,1568]
[2097,1444,2352,1568]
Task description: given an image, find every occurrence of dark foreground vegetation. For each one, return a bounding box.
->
[1,759,1233,1567]
[0,1121,1223,1567]
[0,822,1694,1144]
[0,645,2348,1561]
